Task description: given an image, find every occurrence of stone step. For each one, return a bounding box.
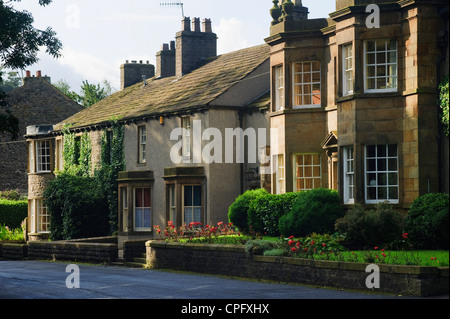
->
[124,261,148,269]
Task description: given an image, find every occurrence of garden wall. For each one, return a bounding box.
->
[146,241,449,297]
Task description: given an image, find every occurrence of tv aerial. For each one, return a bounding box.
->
[160,1,185,18]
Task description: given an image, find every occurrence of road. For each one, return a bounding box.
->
[0,260,407,300]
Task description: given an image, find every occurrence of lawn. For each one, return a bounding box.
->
[177,234,449,267]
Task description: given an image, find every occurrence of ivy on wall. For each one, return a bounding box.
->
[439,75,449,136]
[61,124,92,177]
[52,120,125,236]
[95,120,125,234]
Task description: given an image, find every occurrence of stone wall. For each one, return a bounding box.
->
[27,241,118,263]
[146,241,449,297]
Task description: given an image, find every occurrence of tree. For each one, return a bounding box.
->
[1,0,62,138]
[0,69,21,92]
[54,79,115,108]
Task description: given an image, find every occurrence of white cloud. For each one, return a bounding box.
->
[214,18,249,54]
[57,47,119,88]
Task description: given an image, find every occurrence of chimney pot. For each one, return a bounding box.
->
[26,70,31,78]
[202,18,212,33]
[182,17,191,31]
[162,43,169,51]
[170,41,176,51]
[36,70,42,77]
[192,17,201,32]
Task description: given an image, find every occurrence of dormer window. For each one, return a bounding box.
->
[292,61,321,108]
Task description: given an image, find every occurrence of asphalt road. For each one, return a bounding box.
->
[0,260,406,300]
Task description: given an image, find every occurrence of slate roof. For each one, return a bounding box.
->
[61,44,270,129]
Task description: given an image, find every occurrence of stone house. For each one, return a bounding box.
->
[0,72,83,194]
[26,18,271,245]
[266,0,449,208]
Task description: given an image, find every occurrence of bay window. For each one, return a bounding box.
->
[365,144,399,203]
[364,39,398,92]
[292,62,321,108]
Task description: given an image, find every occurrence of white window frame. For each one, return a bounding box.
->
[37,199,50,233]
[364,39,398,93]
[182,117,191,159]
[276,154,285,194]
[138,125,147,164]
[292,61,321,109]
[36,140,51,173]
[134,187,152,231]
[343,146,355,204]
[365,144,399,204]
[183,185,202,225]
[274,65,284,111]
[293,153,322,192]
[168,184,176,224]
[342,44,354,96]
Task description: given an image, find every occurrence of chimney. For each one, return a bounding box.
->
[26,70,31,78]
[120,60,155,90]
[36,70,42,77]
[156,41,176,79]
[175,17,217,77]
[293,0,309,20]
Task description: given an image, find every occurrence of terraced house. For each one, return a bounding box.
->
[266,0,449,208]
[26,18,271,246]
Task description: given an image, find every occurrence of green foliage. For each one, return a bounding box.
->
[0,224,24,241]
[0,71,19,138]
[335,202,405,248]
[404,193,449,250]
[0,0,62,69]
[61,125,92,177]
[439,75,449,136]
[0,189,24,201]
[228,188,268,233]
[43,173,110,240]
[0,69,21,93]
[54,79,115,108]
[95,122,125,234]
[278,188,344,237]
[247,192,302,236]
[0,199,28,229]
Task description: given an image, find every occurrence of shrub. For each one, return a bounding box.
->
[0,189,24,201]
[404,193,449,250]
[279,188,344,237]
[44,173,110,241]
[247,192,303,236]
[335,202,405,248]
[228,188,268,233]
[0,199,28,229]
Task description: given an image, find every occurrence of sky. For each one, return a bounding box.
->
[10,0,336,92]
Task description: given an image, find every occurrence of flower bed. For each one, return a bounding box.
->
[146,240,449,297]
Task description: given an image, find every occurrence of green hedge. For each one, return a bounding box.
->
[404,193,449,250]
[44,173,110,241]
[228,188,268,233]
[0,199,28,229]
[279,188,344,237]
[247,192,302,236]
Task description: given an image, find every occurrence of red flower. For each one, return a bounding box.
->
[382,253,387,258]
[402,233,409,240]
[374,247,379,250]
[289,240,295,246]
[288,236,294,239]
[291,247,298,252]
[322,243,326,247]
